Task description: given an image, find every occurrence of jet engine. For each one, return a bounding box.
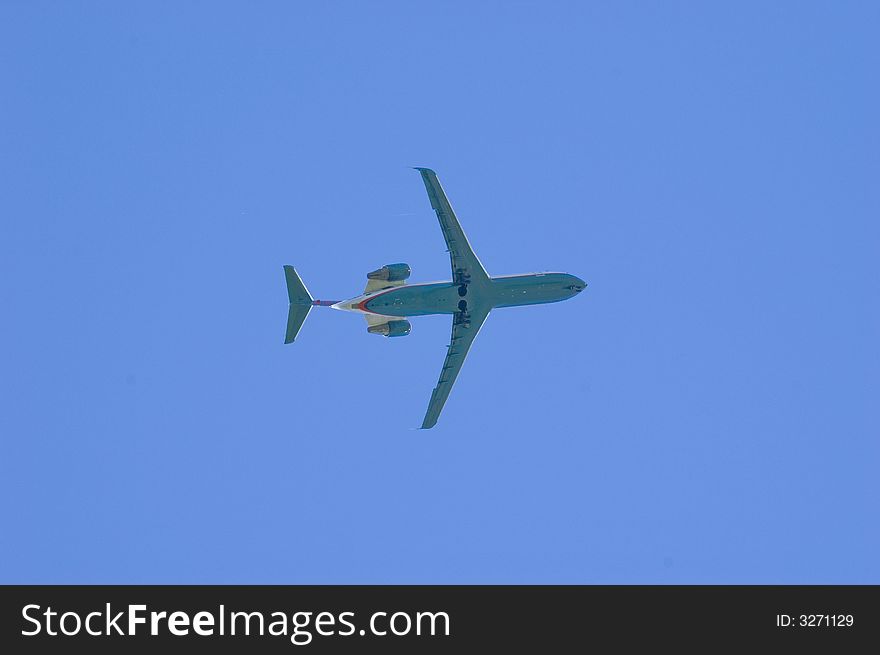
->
[367,263,411,282]
[367,319,412,337]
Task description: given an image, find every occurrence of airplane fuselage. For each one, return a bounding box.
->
[333,272,585,318]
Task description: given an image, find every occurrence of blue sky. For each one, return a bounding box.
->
[1,2,877,583]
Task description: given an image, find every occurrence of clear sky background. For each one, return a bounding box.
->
[1,2,877,583]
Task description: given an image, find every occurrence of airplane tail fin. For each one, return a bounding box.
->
[283,265,313,343]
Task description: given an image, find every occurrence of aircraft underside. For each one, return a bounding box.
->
[283,168,586,429]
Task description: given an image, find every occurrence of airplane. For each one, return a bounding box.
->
[283,167,587,429]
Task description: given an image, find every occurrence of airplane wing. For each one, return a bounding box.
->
[414,168,490,285]
[421,305,491,429]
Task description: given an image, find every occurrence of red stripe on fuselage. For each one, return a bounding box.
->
[354,287,399,314]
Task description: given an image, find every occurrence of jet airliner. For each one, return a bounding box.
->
[283,168,586,429]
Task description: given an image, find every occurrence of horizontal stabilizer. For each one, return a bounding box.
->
[284,303,312,343]
[284,265,313,305]
[283,266,313,343]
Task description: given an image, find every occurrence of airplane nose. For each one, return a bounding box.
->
[569,276,587,292]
